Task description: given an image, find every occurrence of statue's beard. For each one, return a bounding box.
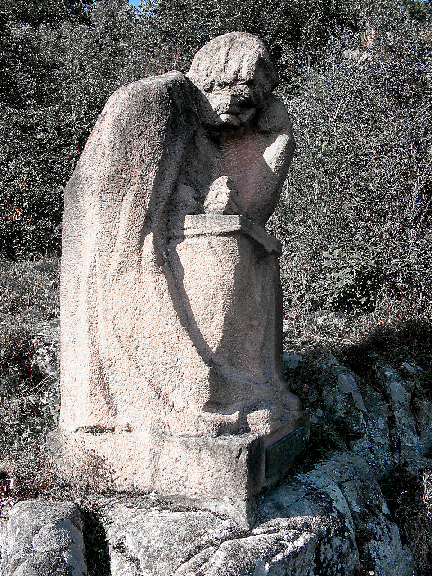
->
[193,86,258,130]
[212,95,257,128]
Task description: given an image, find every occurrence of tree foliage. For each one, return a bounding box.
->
[144,0,358,87]
[0,0,140,258]
[401,0,432,23]
[0,0,361,259]
[1,0,431,318]
[269,2,432,313]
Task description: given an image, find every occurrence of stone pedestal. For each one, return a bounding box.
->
[50,215,306,524]
[48,424,307,525]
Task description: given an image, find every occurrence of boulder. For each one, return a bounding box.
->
[95,452,413,575]
[351,385,393,478]
[0,500,87,576]
[373,362,422,461]
[319,353,367,439]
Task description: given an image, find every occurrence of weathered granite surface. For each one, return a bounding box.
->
[0,500,87,576]
[286,350,432,482]
[373,361,422,461]
[0,452,418,576]
[4,342,432,574]
[50,32,304,519]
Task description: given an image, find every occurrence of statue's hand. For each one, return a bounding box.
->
[219,107,257,128]
[204,176,241,215]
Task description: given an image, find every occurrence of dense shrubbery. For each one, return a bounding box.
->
[0,0,358,259]
[1,0,431,320]
[144,0,358,84]
[0,257,59,318]
[381,464,432,575]
[0,0,149,258]
[0,258,60,450]
[269,10,432,318]
[0,324,58,451]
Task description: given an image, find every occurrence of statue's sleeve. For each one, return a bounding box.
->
[63,71,197,270]
[60,72,197,430]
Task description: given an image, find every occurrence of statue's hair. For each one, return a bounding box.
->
[187,32,278,97]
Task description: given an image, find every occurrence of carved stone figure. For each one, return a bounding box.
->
[49,32,307,522]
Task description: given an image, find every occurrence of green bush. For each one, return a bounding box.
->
[312,247,381,311]
[2,0,431,322]
[0,0,144,260]
[0,257,60,456]
[0,257,60,319]
[273,8,432,317]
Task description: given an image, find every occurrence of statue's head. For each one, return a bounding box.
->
[187,32,278,128]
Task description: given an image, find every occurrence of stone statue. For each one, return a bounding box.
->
[50,32,306,523]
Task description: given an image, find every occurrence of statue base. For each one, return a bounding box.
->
[47,419,308,526]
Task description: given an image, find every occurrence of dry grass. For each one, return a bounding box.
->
[0,257,64,512]
[283,286,432,353]
[0,257,60,321]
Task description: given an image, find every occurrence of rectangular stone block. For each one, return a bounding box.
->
[48,421,307,525]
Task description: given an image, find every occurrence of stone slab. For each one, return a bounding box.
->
[92,452,410,576]
[182,214,282,255]
[48,419,307,526]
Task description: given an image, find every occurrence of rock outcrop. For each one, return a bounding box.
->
[0,501,87,576]
[2,319,431,574]
[0,450,418,575]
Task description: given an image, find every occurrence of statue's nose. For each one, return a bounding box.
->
[210,91,244,115]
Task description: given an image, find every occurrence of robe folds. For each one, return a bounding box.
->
[60,71,299,437]
[60,72,199,432]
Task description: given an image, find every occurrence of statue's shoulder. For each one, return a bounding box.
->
[256,95,293,135]
[104,71,193,115]
[67,70,195,199]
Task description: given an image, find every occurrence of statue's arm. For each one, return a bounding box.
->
[233,96,295,223]
[256,96,296,181]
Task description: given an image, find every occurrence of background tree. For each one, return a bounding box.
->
[1,0,431,324]
[143,0,359,88]
[0,0,140,259]
[268,0,432,320]
[1,0,361,259]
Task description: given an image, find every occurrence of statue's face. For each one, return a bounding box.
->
[201,63,274,129]
[188,34,278,130]
[204,82,255,128]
